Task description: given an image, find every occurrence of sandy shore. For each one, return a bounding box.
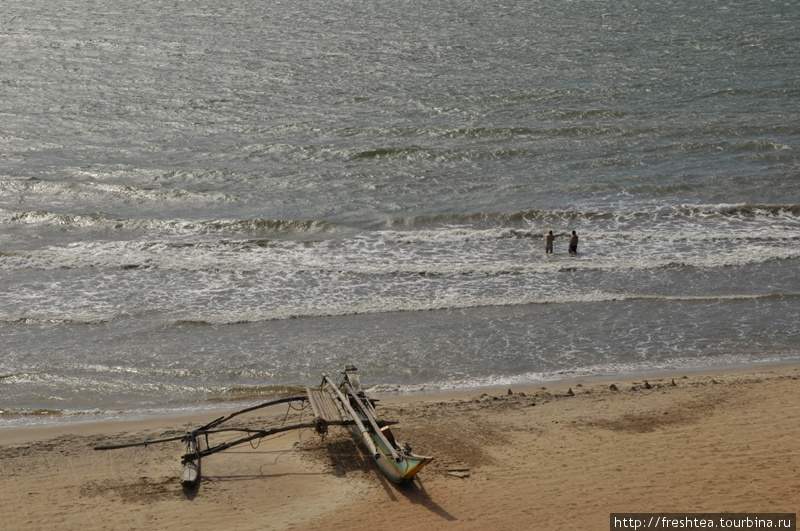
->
[2,365,798,531]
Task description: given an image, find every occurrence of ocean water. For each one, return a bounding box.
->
[1,0,799,427]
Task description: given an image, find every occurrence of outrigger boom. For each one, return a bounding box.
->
[94,366,432,489]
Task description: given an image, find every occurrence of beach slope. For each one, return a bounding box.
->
[1,366,798,531]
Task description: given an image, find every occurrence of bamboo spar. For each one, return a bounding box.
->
[342,381,401,462]
[94,395,308,451]
[94,433,187,450]
[196,395,308,432]
[322,374,380,459]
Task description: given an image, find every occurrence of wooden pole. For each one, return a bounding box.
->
[322,374,380,459]
[95,419,397,453]
[94,395,308,451]
[94,434,187,450]
[342,381,401,462]
[196,395,308,432]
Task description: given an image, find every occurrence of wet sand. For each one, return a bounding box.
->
[2,365,798,531]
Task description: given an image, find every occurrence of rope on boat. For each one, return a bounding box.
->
[248,429,264,449]
[281,397,311,427]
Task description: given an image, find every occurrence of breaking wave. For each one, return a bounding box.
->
[0,208,342,238]
[3,292,795,326]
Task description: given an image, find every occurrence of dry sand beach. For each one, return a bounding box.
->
[2,365,798,531]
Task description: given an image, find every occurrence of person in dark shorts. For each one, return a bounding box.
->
[545,230,558,254]
[568,230,579,254]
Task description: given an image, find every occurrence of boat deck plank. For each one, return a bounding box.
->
[306,387,349,423]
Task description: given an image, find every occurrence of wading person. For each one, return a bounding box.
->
[568,230,579,255]
[545,231,558,254]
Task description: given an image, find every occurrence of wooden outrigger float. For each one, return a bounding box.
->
[94,366,432,489]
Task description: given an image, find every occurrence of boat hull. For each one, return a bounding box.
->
[349,424,433,484]
[321,367,433,485]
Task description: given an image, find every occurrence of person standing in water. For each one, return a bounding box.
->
[545,230,559,254]
[568,230,579,255]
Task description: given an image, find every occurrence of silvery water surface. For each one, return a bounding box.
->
[2,0,799,427]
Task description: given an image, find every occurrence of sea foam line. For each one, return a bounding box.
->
[8,291,776,326]
[373,352,799,393]
[2,227,799,272]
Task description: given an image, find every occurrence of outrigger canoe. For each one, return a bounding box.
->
[94,365,432,489]
[315,365,433,484]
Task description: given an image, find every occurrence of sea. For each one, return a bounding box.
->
[2,0,799,428]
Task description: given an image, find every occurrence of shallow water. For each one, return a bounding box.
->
[1,0,798,426]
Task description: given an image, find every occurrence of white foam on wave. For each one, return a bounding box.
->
[0,401,237,430]
[2,218,799,325]
[374,353,800,394]
[105,291,789,325]
[0,178,233,210]
[2,198,799,327]
[2,228,798,273]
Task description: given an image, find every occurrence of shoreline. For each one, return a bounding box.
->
[4,356,798,436]
[2,363,799,530]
